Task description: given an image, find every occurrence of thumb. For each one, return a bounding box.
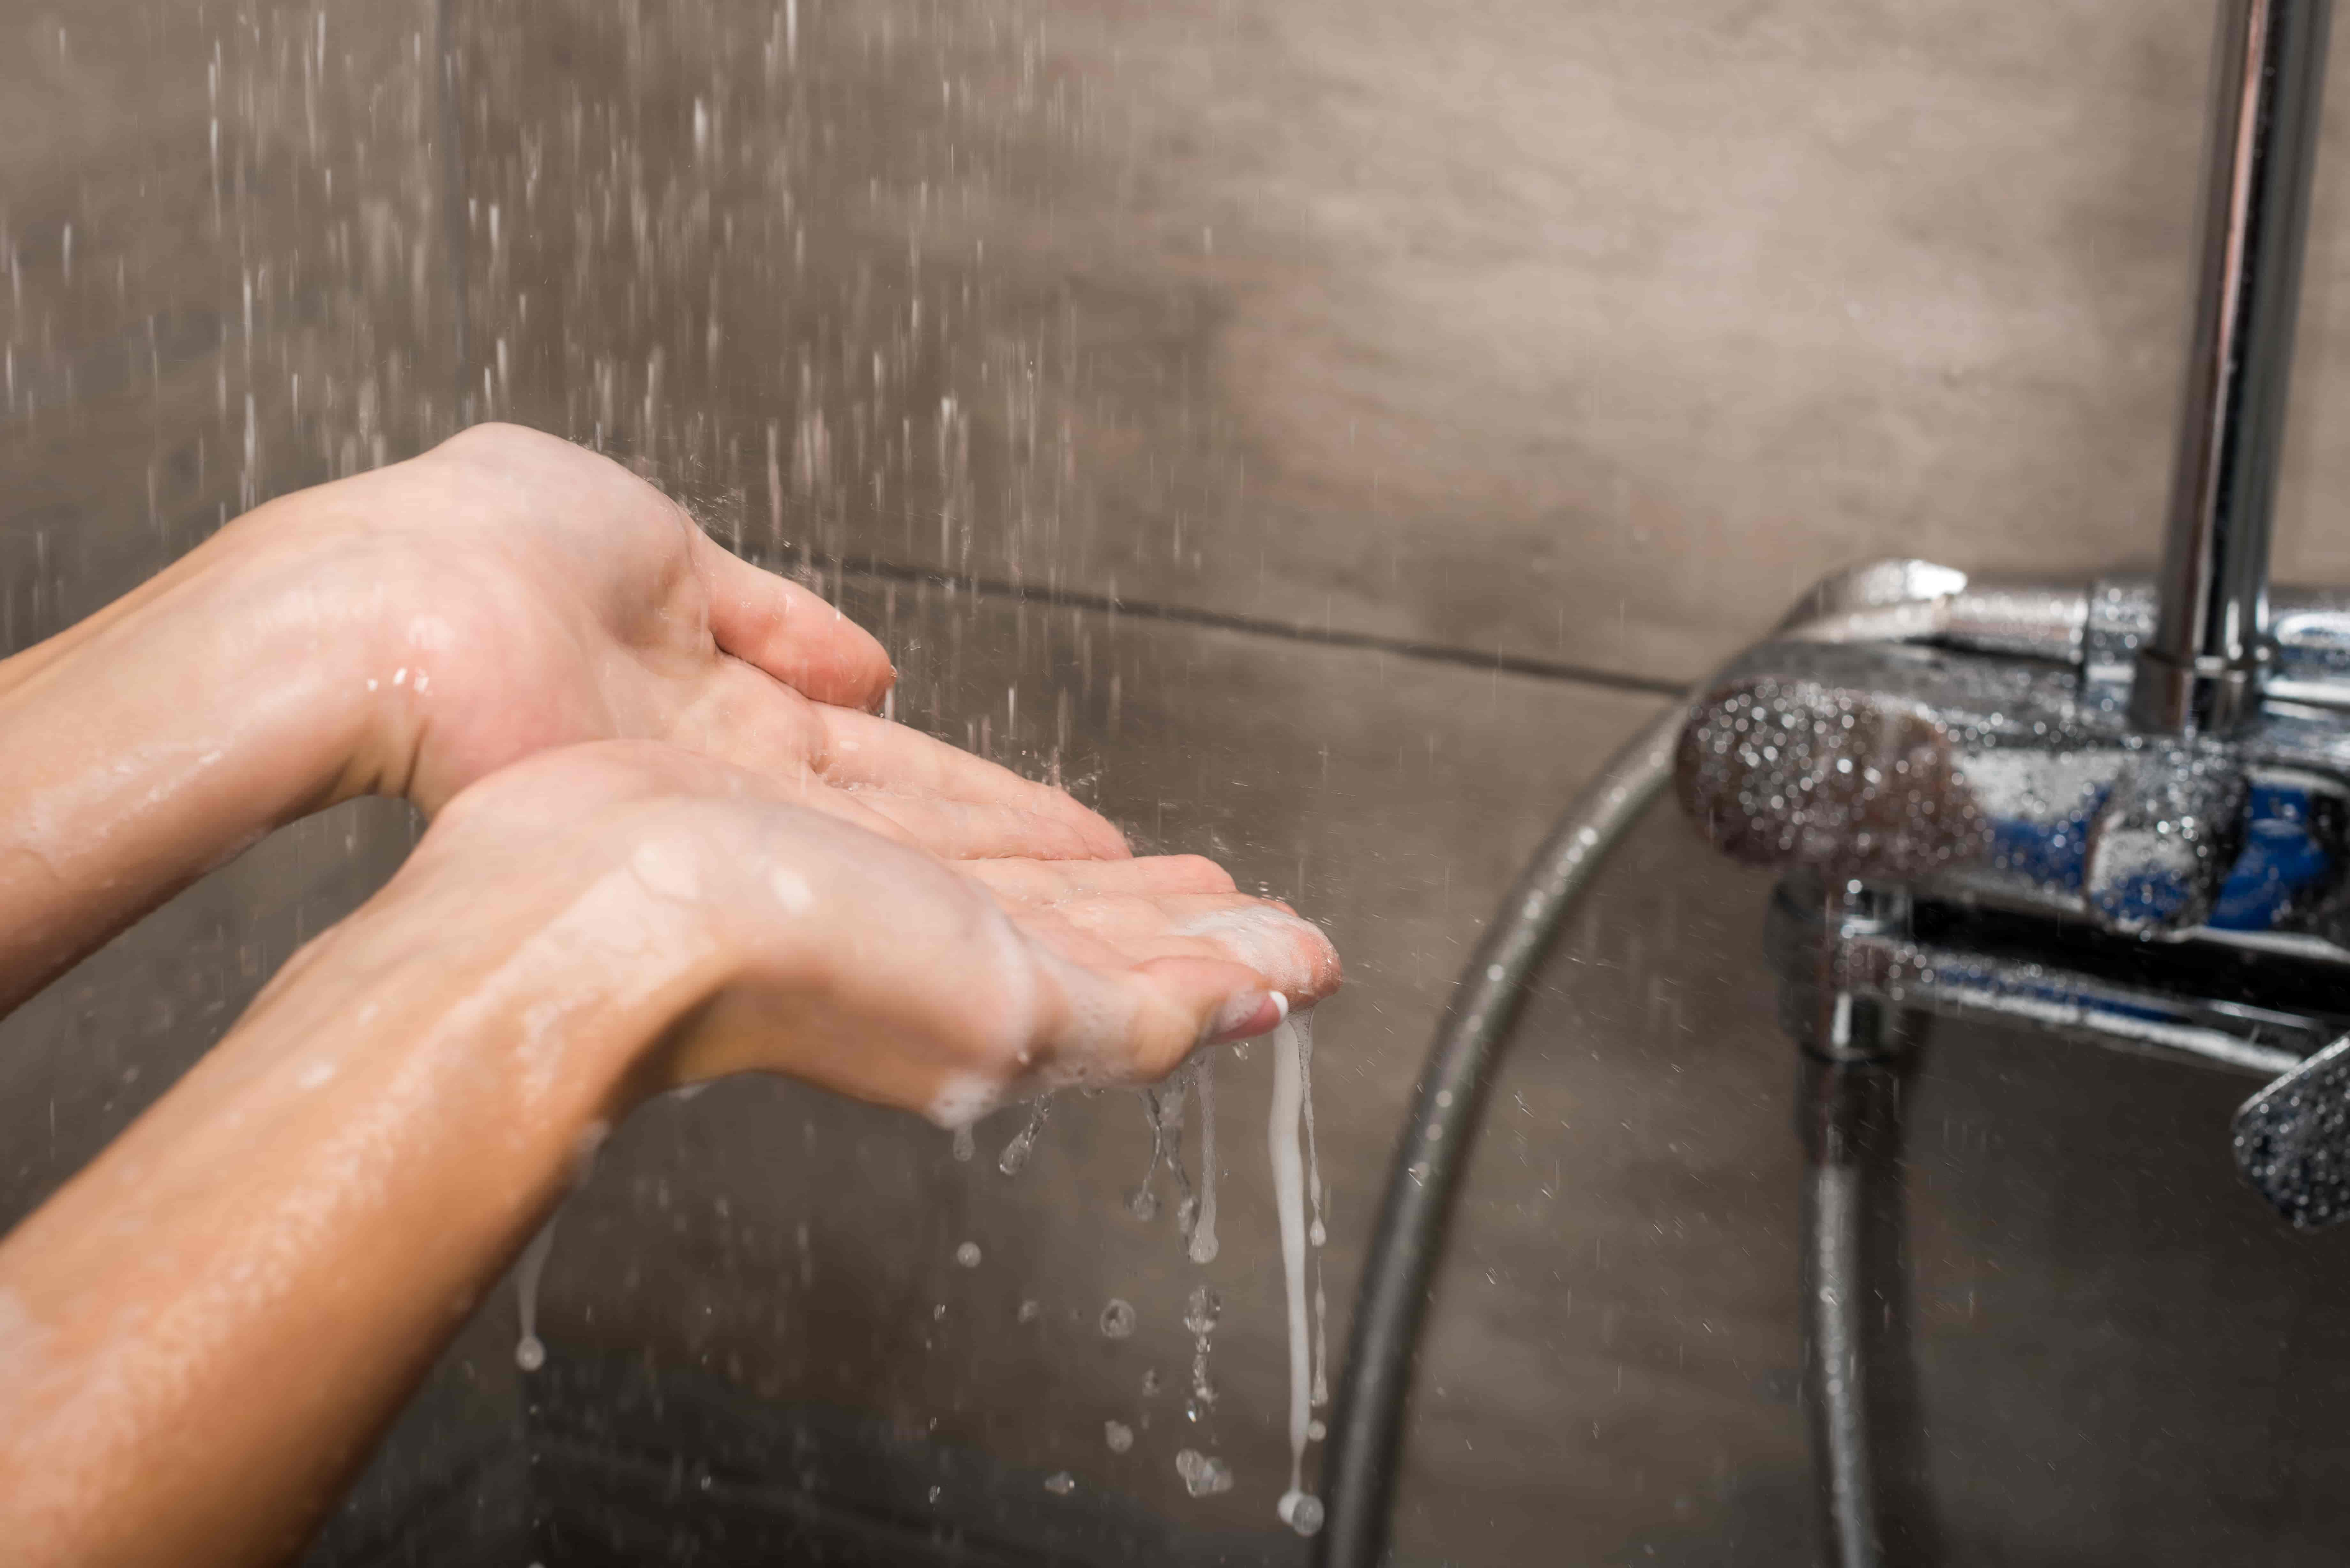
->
[692,529,895,711]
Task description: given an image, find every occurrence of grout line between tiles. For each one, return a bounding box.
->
[820,553,1687,698]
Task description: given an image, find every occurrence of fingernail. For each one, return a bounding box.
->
[1206,989,1281,1044]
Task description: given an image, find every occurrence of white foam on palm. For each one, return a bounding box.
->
[1174,906,1321,989]
[925,1073,1002,1130]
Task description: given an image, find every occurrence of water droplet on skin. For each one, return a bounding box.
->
[1043,1471,1076,1496]
[955,1242,981,1268]
[1100,1298,1136,1339]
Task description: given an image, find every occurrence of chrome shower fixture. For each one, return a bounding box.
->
[1679,0,2350,1233]
[1323,8,2349,1567]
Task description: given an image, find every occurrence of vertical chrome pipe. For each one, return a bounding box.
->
[2132,0,2332,735]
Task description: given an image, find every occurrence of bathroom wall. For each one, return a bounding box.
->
[12,0,2350,1563]
[0,0,531,1556]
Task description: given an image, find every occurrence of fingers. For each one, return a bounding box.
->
[997,875,1339,1092]
[690,529,894,712]
[1017,895,1338,1003]
[1035,953,1283,1086]
[1164,903,1343,999]
[840,792,1127,863]
[672,665,1105,861]
[1020,891,1286,944]
[959,855,1236,904]
[678,662,1131,863]
[815,705,1130,859]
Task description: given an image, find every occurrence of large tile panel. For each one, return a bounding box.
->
[457,0,2350,687]
[2,0,460,638]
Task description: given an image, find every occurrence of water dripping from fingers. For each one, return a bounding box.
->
[1268,1016,1322,1535]
[998,1096,1051,1176]
[1187,1056,1219,1265]
[513,1218,557,1372]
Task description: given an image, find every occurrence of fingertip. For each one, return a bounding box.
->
[866,660,899,716]
[1296,927,1343,1003]
[793,603,895,711]
[1066,799,1132,860]
[827,612,897,712]
[1206,989,1285,1044]
[1128,954,1271,1077]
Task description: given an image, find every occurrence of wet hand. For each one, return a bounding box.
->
[0,739,1339,1566]
[251,422,896,811]
[400,741,1343,1119]
[0,419,1131,1012]
[304,424,1136,865]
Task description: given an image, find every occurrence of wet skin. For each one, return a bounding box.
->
[0,426,1341,1568]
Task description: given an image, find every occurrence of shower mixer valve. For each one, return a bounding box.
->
[1679,561,2350,1226]
[1678,0,2350,1232]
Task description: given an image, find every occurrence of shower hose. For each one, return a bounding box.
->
[1314,700,1687,1567]
[1315,575,2022,1566]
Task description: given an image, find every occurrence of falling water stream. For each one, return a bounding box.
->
[975,1007,1326,1533]
[1268,1013,1326,1536]
[1189,1053,1222,1266]
[512,1217,557,1373]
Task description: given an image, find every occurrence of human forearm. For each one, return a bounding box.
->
[0,737,1340,1566]
[0,843,719,1568]
[0,502,391,1012]
[0,425,906,1011]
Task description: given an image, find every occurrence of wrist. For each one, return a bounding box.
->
[0,500,394,1005]
[345,815,740,1126]
[204,487,437,807]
